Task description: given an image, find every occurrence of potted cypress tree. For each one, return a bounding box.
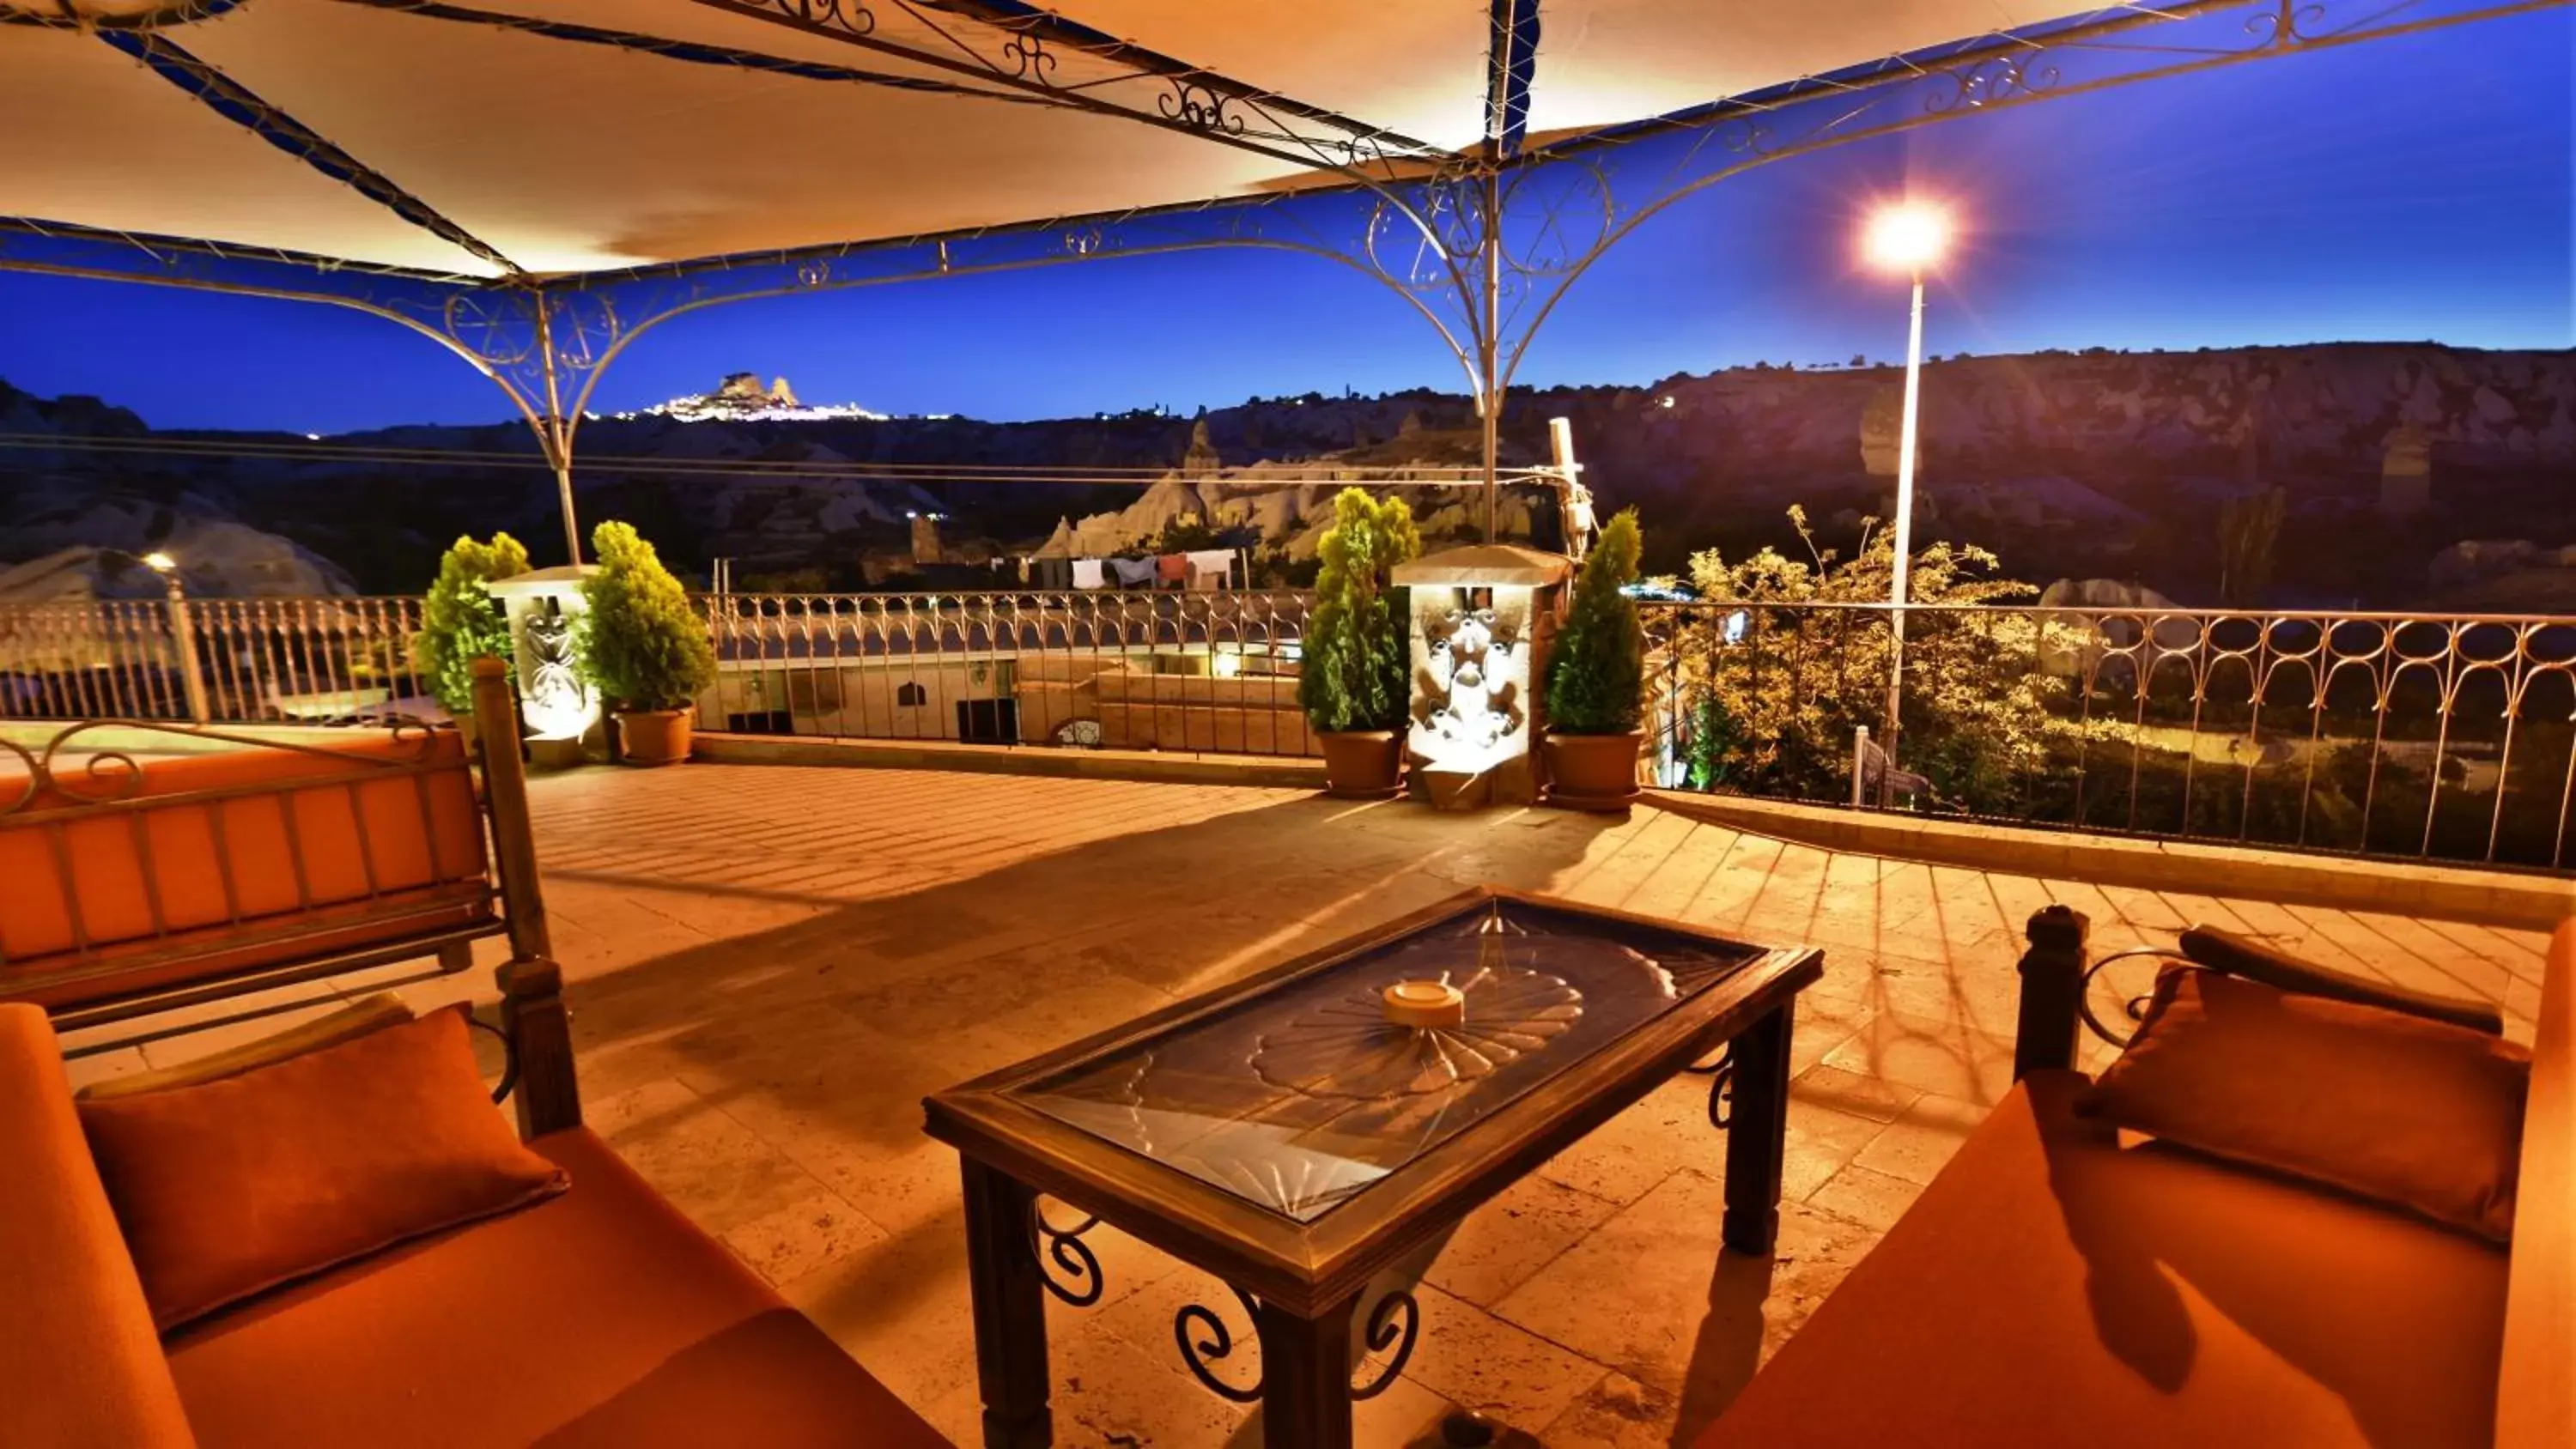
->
[580,520,717,766]
[415,532,529,727]
[1543,507,1648,810]
[1297,488,1420,797]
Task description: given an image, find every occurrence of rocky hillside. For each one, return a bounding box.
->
[2,342,2568,609]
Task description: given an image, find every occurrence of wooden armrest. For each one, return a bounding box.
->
[2177,925,2505,1036]
[2498,920,2573,1448]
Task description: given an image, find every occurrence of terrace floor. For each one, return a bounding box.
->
[76,761,2553,1446]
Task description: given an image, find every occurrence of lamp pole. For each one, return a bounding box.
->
[1861,199,1950,780]
[1883,267,1927,761]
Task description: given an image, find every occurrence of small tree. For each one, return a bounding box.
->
[1546,508,1646,734]
[580,521,716,712]
[416,532,529,713]
[1681,506,2083,810]
[1297,488,1420,733]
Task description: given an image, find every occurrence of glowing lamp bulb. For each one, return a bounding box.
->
[1863,203,1951,272]
[142,551,178,573]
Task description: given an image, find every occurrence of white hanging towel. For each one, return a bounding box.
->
[1184,549,1236,588]
[1072,558,1108,590]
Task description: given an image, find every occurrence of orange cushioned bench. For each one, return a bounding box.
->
[0,1002,950,1449]
[3,661,952,1447]
[1698,912,2571,1449]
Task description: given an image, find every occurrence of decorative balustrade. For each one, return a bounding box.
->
[16,588,2570,872]
[1642,600,2576,871]
[0,596,428,724]
[693,590,1316,757]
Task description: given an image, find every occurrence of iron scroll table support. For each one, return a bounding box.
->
[958,1151,1424,1449]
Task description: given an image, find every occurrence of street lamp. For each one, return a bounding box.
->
[1861,201,1951,777]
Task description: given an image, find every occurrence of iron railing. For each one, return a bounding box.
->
[0,596,429,724]
[1643,600,2576,872]
[694,590,1315,757]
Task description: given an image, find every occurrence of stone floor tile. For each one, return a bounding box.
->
[1534,1371,1677,1449]
[1804,1162,1927,1234]
[1534,1075,1715,1207]
[1779,1101,1886,1203]
[1849,1092,1989,1187]
[1398,1282,1610,1433]
[1424,1172,1624,1308]
[1496,1170,1874,1410]
[1818,1009,2015,1106]
[718,1189,890,1287]
[1786,1063,1922,1124]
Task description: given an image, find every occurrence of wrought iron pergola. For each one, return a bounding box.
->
[2,0,2558,562]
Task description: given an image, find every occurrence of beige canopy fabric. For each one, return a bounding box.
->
[0,0,2104,281]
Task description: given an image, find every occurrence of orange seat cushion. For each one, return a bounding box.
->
[166,1127,951,1448]
[2084,967,2531,1241]
[0,1004,197,1449]
[0,731,490,1009]
[1701,1073,2511,1449]
[80,1007,568,1332]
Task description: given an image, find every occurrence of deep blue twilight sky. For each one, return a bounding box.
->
[2,8,2568,435]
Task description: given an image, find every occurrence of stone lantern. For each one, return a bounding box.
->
[484,565,602,768]
[1392,544,1572,810]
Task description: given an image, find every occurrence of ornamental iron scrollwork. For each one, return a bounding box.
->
[1172,1286,1424,1404]
[1687,1044,1738,1128]
[1351,1288,1420,1401]
[462,1010,522,1106]
[2,717,444,818]
[1031,1201,1104,1307]
[1159,79,1249,137]
[1175,1287,1265,1404]
[2077,948,2203,1049]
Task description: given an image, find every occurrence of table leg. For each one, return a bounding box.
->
[1254,1294,1357,1449]
[1722,1000,1795,1255]
[961,1159,1052,1449]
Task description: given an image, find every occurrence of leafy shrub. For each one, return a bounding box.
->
[416,532,528,713]
[1297,488,1420,733]
[580,521,716,712]
[1676,506,2085,813]
[1546,508,1646,734]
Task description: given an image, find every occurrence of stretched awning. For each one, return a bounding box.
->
[2,0,2120,282]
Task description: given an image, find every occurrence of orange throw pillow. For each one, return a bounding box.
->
[79,1006,568,1331]
[2081,967,2530,1241]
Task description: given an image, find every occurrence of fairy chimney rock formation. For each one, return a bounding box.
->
[1182,418,1222,479]
[910,512,943,566]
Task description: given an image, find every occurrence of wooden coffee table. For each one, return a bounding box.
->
[923,886,1821,1448]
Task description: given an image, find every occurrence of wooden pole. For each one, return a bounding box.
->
[470,655,580,1136]
[2014,905,2091,1081]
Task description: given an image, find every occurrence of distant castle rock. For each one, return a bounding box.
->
[627,372,884,423]
[716,372,799,409]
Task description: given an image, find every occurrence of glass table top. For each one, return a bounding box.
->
[1011,898,1765,1222]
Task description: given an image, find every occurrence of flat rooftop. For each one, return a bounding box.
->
[75,762,2551,1445]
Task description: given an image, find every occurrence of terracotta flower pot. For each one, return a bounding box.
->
[616,708,695,767]
[1544,731,1643,812]
[1318,729,1404,800]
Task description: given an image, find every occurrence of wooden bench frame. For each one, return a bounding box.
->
[3,658,580,1138]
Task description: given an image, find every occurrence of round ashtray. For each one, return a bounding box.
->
[1382,979,1467,1029]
